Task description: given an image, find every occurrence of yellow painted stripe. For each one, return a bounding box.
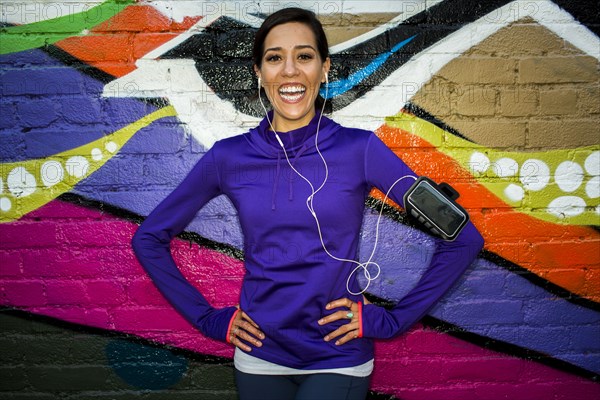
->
[0,106,177,222]
[386,113,600,225]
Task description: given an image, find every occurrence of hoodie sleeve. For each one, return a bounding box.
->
[131,145,238,341]
[362,133,484,339]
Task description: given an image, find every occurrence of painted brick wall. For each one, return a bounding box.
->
[1,1,599,399]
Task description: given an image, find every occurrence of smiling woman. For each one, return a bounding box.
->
[131,7,484,400]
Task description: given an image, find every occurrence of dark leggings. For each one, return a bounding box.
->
[234,369,371,400]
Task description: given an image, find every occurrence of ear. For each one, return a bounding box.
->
[254,65,261,83]
[321,57,331,83]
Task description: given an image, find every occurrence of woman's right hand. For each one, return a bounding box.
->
[228,310,265,352]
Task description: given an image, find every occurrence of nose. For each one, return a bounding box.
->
[282,57,299,77]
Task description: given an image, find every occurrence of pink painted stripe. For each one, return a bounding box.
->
[1,200,598,398]
[372,327,600,399]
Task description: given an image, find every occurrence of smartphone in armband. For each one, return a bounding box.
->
[403,177,469,241]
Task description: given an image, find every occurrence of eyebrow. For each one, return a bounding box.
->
[264,45,317,53]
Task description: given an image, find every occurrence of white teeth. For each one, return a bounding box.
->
[279,85,306,94]
[279,85,306,102]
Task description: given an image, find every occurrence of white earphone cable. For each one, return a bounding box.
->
[257,74,416,295]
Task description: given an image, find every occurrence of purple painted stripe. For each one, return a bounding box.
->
[0,49,156,162]
[360,212,600,374]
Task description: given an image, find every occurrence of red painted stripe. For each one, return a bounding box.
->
[55,5,201,77]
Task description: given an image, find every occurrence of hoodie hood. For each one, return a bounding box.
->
[244,111,341,158]
[243,111,341,210]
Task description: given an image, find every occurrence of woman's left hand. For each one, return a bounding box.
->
[317,298,361,346]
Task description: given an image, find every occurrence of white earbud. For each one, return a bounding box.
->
[258,76,261,89]
[325,73,329,85]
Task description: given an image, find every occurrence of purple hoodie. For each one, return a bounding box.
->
[132,113,484,370]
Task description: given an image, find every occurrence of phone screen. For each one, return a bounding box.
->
[405,179,468,240]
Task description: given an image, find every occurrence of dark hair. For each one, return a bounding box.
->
[253,7,329,68]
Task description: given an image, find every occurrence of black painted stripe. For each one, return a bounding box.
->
[0,308,398,399]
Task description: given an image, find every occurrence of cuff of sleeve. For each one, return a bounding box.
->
[357,301,363,338]
[226,309,240,344]
[197,306,239,342]
[361,303,397,339]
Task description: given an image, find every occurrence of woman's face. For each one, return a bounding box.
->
[255,22,330,132]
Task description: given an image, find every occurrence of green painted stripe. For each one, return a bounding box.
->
[0,0,134,55]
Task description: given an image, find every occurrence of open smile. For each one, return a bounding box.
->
[278,84,307,104]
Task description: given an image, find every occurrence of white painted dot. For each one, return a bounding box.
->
[586,176,600,199]
[7,167,36,198]
[520,159,550,191]
[65,156,90,178]
[91,148,103,161]
[596,205,600,215]
[493,157,519,177]
[555,161,584,193]
[547,196,586,218]
[0,177,3,194]
[105,141,118,153]
[40,161,64,187]
[0,197,11,212]
[469,152,490,174]
[504,183,524,202]
[584,151,599,176]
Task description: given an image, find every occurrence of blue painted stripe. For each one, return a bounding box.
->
[320,35,417,99]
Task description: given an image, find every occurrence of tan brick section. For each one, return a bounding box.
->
[411,19,600,150]
[539,89,578,115]
[454,87,498,116]
[500,89,538,117]
[528,120,599,149]
[437,58,517,84]
[448,120,528,149]
[519,56,598,84]
[321,13,397,46]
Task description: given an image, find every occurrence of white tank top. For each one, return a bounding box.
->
[234,347,373,377]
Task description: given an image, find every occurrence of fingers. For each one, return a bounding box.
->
[319,298,359,325]
[323,321,359,345]
[318,309,355,326]
[325,298,356,311]
[318,298,361,346]
[229,311,265,352]
[240,311,260,329]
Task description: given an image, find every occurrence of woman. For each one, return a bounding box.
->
[132,7,484,400]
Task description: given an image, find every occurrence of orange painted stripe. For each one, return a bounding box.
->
[374,123,600,303]
[55,5,201,77]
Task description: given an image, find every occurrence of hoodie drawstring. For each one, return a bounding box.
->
[272,151,282,210]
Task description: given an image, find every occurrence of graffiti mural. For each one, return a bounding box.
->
[1,1,599,399]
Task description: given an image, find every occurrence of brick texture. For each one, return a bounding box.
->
[1,3,599,400]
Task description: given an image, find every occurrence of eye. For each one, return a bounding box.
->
[298,53,314,61]
[265,54,281,62]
